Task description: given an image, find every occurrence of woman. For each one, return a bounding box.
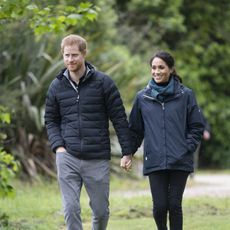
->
[129,51,204,230]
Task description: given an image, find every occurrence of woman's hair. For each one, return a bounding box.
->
[149,50,182,82]
[61,34,87,54]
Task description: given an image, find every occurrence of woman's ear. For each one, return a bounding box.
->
[171,67,175,74]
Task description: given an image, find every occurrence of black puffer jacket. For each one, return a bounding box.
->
[45,62,132,159]
[129,78,204,175]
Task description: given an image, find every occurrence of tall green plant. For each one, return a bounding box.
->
[0,106,19,197]
[0,106,19,227]
[0,0,98,37]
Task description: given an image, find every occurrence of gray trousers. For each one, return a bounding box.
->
[56,152,110,230]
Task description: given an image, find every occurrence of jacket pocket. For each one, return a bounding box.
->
[144,142,160,169]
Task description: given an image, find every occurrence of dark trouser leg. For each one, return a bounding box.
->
[148,171,169,230]
[168,170,189,230]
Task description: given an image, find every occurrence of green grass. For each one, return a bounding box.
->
[0,174,229,230]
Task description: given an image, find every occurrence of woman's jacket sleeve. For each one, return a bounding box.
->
[186,90,205,153]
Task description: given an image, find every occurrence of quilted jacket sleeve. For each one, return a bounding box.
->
[103,76,134,155]
[44,81,65,152]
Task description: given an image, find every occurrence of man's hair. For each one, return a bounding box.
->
[61,34,87,54]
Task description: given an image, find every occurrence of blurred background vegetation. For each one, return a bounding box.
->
[0,0,230,182]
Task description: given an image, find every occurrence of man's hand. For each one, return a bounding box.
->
[56,147,66,153]
[203,130,211,141]
[120,155,132,171]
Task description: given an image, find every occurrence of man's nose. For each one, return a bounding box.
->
[69,55,74,61]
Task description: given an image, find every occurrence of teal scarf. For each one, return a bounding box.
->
[148,77,175,102]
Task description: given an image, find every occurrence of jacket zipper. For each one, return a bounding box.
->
[63,67,92,155]
[67,79,82,153]
[143,94,165,109]
[77,85,82,153]
[161,102,167,167]
[143,86,185,168]
[143,94,167,166]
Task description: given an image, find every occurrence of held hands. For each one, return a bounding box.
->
[56,147,66,153]
[120,154,132,171]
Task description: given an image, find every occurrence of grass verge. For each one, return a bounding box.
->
[0,174,229,230]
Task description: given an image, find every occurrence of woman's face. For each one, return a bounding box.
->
[151,57,172,83]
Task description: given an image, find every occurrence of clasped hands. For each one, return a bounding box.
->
[120,154,132,171]
[56,146,133,171]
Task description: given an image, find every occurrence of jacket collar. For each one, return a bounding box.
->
[143,77,184,101]
[56,61,95,82]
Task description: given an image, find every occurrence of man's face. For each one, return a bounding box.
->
[63,45,86,72]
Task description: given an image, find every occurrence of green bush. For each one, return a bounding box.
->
[0,106,19,227]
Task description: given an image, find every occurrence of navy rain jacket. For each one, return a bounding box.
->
[45,62,132,160]
[129,78,204,175]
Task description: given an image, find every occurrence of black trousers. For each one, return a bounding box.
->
[148,170,189,230]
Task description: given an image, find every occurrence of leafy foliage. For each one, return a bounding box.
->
[0,0,98,37]
[0,106,19,197]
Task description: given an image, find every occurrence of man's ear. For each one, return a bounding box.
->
[82,49,87,57]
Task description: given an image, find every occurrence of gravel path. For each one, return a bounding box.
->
[113,174,230,198]
[184,174,230,197]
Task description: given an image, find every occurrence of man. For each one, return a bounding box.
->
[44,34,132,230]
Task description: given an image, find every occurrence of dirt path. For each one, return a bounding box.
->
[113,174,230,198]
[184,174,230,197]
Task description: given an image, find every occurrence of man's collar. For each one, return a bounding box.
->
[63,66,90,81]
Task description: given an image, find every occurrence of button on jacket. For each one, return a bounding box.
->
[45,62,132,159]
[129,78,204,175]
